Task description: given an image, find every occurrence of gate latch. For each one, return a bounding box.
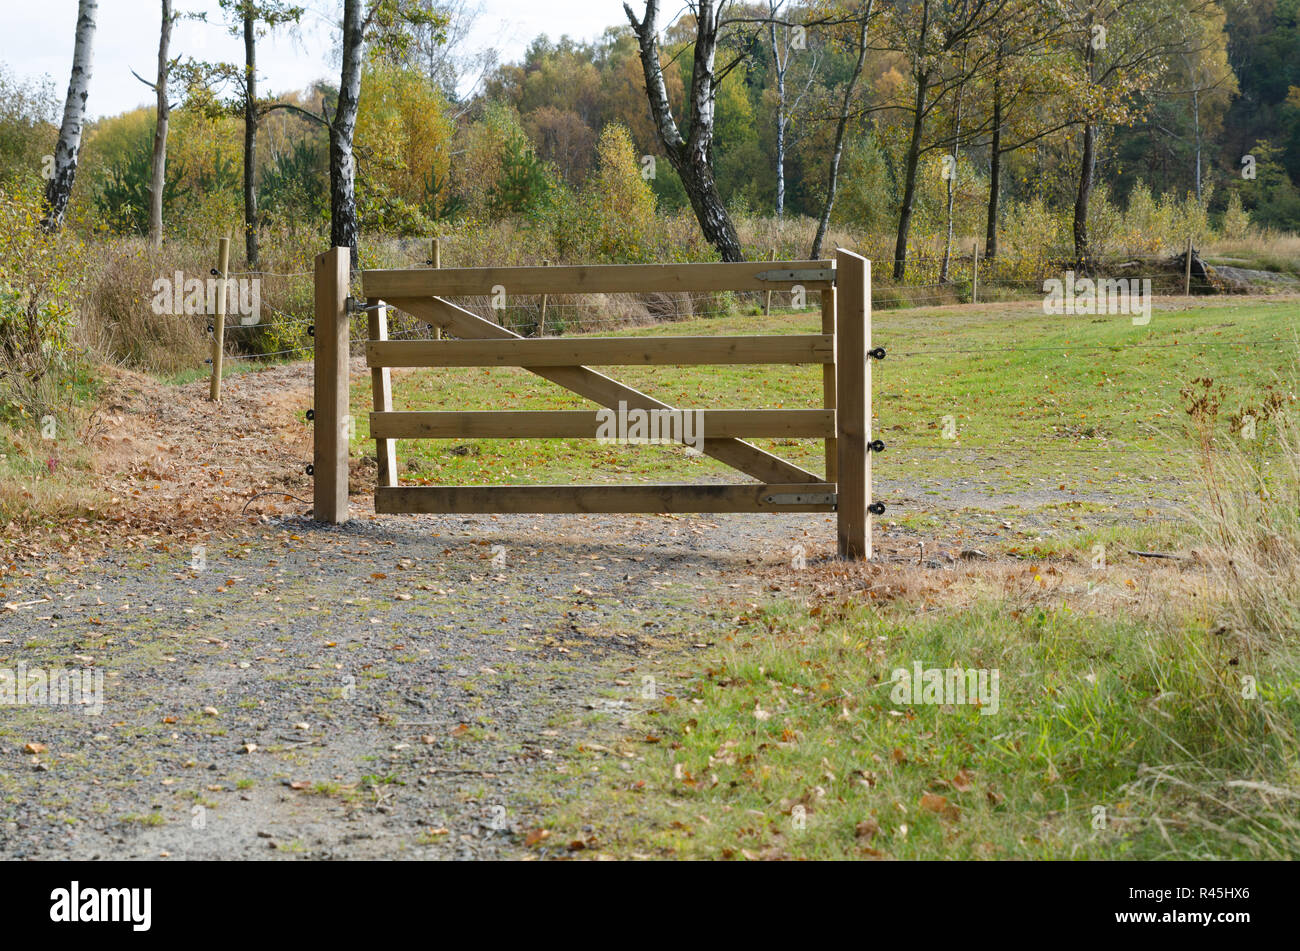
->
[764,491,837,507]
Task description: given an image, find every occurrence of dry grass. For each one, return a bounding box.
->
[1202,231,1300,276]
[79,239,211,374]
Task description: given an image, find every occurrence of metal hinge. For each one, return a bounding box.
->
[755,268,835,284]
[764,491,837,507]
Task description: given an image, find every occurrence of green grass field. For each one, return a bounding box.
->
[349,295,1299,492]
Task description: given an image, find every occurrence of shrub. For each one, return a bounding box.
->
[578,124,659,263]
[1222,192,1251,241]
[0,179,90,420]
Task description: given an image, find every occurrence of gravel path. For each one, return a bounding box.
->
[0,508,863,860]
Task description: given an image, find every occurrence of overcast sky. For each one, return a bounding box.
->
[1,0,630,120]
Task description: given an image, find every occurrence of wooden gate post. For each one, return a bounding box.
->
[368,298,397,489]
[313,247,351,523]
[835,249,871,559]
[821,285,837,483]
[209,236,230,402]
[431,237,442,340]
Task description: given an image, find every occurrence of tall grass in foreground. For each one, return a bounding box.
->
[1123,386,1300,858]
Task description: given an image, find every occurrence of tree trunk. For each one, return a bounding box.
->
[625,0,743,262]
[1192,84,1202,203]
[892,69,929,281]
[1073,119,1096,272]
[985,68,1002,259]
[242,11,260,269]
[770,13,787,218]
[42,0,97,232]
[671,152,742,261]
[331,0,364,268]
[1072,31,1097,272]
[147,0,172,248]
[812,10,870,260]
[939,47,968,283]
[810,111,851,261]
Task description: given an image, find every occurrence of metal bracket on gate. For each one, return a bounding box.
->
[764,491,837,507]
[755,268,836,284]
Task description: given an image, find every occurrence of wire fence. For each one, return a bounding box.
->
[194,243,1230,368]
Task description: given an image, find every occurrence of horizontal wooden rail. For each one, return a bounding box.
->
[371,409,835,440]
[362,260,835,298]
[375,483,838,515]
[366,335,834,368]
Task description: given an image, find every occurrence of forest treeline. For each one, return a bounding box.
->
[0,0,1296,269]
[1,0,1299,415]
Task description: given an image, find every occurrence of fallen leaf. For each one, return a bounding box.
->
[920,791,960,821]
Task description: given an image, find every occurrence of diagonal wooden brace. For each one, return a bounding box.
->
[384,295,824,485]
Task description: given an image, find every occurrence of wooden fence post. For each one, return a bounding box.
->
[1185,234,1194,296]
[539,259,550,337]
[368,299,397,489]
[835,249,871,560]
[431,237,442,340]
[821,286,837,483]
[971,240,979,304]
[764,246,776,315]
[313,246,350,524]
[209,236,230,402]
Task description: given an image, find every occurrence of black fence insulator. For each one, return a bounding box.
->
[868,502,886,515]
[869,347,886,360]
[209,268,219,277]
[305,409,315,421]
[207,325,215,334]
[307,325,314,336]
[869,439,885,453]
[305,464,314,475]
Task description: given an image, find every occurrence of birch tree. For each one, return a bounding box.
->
[809,0,876,258]
[767,0,820,218]
[42,0,98,232]
[624,0,746,261]
[131,0,191,247]
[266,0,445,267]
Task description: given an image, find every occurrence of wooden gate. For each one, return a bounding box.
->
[312,247,880,559]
